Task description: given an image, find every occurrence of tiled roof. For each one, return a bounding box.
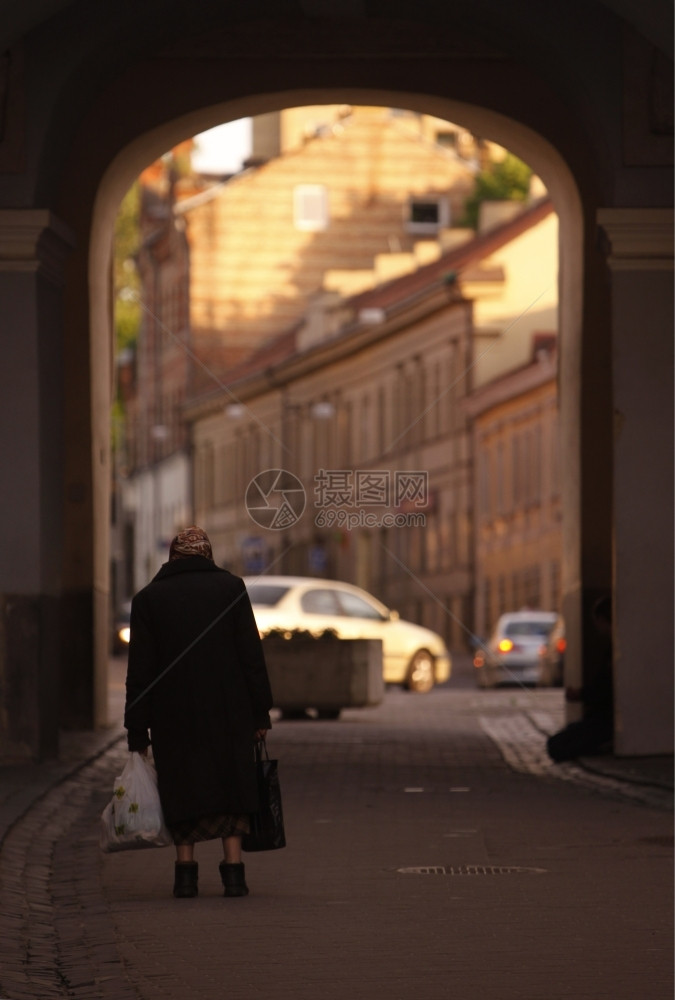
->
[222,326,300,382]
[185,325,300,404]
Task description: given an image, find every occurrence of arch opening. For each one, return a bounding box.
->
[93,89,585,730]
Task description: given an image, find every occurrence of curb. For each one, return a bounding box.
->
[575,756,674,792]
[0,727,126,851]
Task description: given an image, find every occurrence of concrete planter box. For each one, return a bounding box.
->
[262,637,384,718]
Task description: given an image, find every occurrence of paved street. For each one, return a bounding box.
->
[0,659,672,1000]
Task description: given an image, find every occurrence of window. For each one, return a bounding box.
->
[512,434,522,506]
[336,591,386,620]
[435,130,458,149]
[478,447,490,518]
[525,432,532,505]
[497,575,507,617]
[532,425,542,502]
[496,441,505,514]
[198,441,214,510]
[406,196,449,234]
[412,356,424,446]
[550,419,561,498]
[301,588,341,615]
[483,579,492,633]
[377,385,387,455]
[526,565,541,607]
[338,400,352,466]
[359,395,370,463]
[550,560,561,610]
[222,443,235,503]
[293,184,329,232]
[426,360,440,438]
[443,348,455,433]
[235,429,245,498]
[248,425,260,480]
[246,584,290,607]
[512,570,522,608]
[425,513,438,573]
[504,618,553,639]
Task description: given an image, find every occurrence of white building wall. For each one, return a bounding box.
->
[120,452,191,592]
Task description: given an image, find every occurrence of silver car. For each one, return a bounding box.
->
[537,614,566,687]
[245,575,451,693]
[473,610,558,688]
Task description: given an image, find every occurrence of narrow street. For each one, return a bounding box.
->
[0,656,671,999]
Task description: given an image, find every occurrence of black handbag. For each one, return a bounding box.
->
[242,740,286,852]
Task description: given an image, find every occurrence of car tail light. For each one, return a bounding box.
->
[556,638,567,653]
[498,638,514,653]
[473,653,485,668]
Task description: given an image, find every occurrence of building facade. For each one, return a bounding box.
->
[188,198,559,651]
[190,285,476,652]
[118,106,496,591]
[466,350,561,638]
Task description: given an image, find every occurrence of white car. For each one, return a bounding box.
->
[245,575,451,693]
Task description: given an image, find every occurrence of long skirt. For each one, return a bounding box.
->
[168,813,250,846]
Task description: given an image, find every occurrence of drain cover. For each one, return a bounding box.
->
[397,864,547,876]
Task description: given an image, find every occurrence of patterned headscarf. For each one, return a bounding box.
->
[169,526,213,562]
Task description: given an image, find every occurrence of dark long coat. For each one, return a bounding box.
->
[124,556,273,827]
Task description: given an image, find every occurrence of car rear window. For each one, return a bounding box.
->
[246,584,290,606]
[301,589,342,615]
[336,591,386,620]
[504,620,554,638]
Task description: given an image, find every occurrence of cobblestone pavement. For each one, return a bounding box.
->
[0,680,672,1000]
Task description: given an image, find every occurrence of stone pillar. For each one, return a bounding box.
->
[0,210,75,761]
[598,208,674,756]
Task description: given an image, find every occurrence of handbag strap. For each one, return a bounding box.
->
[254,738,270,763]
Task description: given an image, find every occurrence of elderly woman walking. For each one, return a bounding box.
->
[124,526,273,899]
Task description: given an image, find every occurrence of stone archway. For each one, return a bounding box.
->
[90,91,586,722]
[0,4,671,760]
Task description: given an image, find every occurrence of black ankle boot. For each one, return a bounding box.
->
[219,861,249,897]
[173,861,198,898]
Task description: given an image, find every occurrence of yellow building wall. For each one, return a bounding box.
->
[467,211,558,387]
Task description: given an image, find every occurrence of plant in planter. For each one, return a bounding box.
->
[263,627,339,641]
[261,629,384,720]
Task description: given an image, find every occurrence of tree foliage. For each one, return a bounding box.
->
[461,153,532,229]
[114,182,141,353]
[112,182,141,452]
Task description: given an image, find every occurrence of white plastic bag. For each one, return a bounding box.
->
[100,752,173,852]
